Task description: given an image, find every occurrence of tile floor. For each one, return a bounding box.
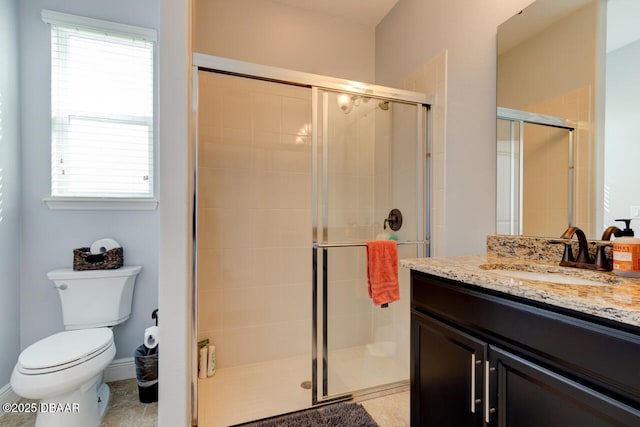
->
[359,390,409,427]
[1,372,408,427]
[0,379,157,427]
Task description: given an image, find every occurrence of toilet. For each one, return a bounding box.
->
[11,266,141,427]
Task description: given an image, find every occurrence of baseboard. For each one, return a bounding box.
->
[104,357,136,382]
[0,382,20,411]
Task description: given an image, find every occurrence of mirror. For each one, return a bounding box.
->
[497,0,640,238]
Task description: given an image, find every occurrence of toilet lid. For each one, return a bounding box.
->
[18,328,114,374]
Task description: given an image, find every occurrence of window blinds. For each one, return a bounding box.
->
[42,10,156,198]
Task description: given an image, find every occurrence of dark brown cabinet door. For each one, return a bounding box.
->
[411,311,486,426]
[489,346,640,427]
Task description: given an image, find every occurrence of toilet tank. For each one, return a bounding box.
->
[47,266,142,330]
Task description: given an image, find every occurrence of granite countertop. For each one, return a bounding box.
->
[401,254,640,329]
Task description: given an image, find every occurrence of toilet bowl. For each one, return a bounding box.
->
[10,266,141,427]
[11,328,116,427]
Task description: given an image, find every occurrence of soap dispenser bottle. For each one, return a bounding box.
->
[615,218,635,236]
[612,219,640,277]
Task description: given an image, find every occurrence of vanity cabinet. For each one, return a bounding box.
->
[411,271,640,426]
[412,311,485,425]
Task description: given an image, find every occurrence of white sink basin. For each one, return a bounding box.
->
[479,263,623,287]
[489,269,611,286]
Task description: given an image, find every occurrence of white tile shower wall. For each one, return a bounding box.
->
[197,71,312,368]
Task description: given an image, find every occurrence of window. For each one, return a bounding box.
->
[42,10,156,207]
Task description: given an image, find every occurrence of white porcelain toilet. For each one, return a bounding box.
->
[11,266,141,427]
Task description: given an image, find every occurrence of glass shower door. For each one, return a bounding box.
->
[312,88,428,404]
[496,108,576,236]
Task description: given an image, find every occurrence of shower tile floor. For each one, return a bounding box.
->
[198,345,409,426]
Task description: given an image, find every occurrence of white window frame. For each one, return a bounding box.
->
[41,10,158,211]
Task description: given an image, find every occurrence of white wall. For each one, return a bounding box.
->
[376,0,534,255]
[158,0,192,424]
[193,0,376,83]
[604,39,640,226]
[497,3,597,111]
[0,0,21,389]
[17,0,159,360]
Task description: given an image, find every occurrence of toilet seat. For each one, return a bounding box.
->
[17,328,113,375]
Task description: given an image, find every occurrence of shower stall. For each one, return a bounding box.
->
[192,54,430,426]
[496,107,577,237]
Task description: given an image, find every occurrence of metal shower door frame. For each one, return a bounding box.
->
[497,107,577,234]
[191,53,432,424]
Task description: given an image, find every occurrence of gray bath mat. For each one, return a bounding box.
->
[235,402,378,427]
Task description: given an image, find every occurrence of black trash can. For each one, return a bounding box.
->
[134,344,158,403]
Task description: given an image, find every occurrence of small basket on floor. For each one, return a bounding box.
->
[73,247,124,271]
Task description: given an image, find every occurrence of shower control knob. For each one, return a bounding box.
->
[384,209,403,231]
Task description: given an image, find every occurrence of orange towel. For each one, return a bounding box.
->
[366,240,400,306]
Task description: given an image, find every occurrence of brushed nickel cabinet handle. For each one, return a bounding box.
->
[471,355,482,413]
[485,361,490,423]
[485,361,496,423]
[471,354,476,413]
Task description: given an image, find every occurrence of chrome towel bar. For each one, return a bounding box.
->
[313,240,427,249]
